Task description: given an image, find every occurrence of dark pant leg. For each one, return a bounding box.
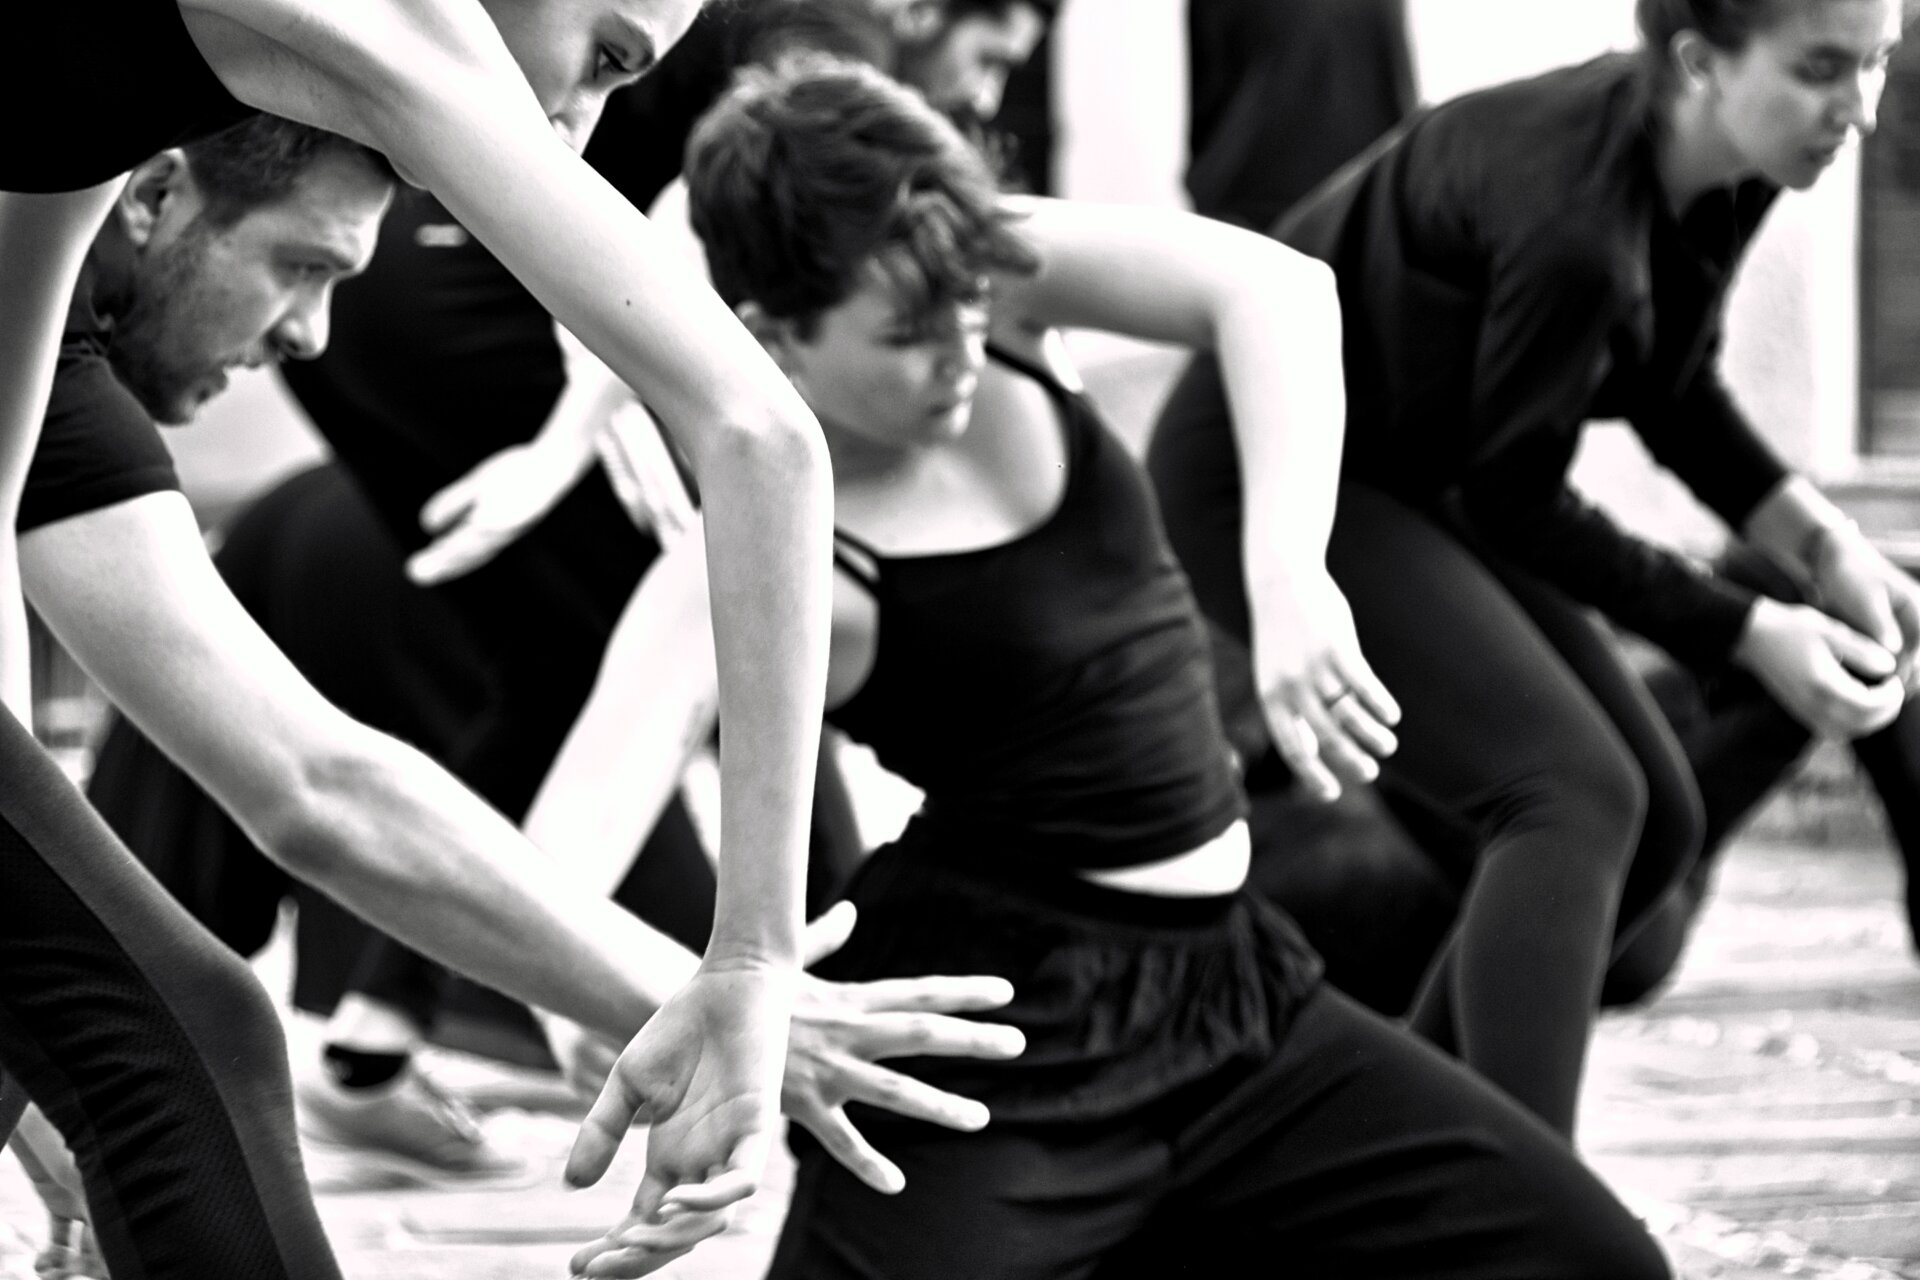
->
[1490,562,1705,951]
[1322,485,1648,1136]
[1148,386,1648,1133]
[0,710,341,1280]
[1851,709,1920,948]
[766,1115,1163,1280]
[1602,660,1812,1005]
[1103,987,1669,1280]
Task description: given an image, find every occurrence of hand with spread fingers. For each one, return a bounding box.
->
[565,903,1023,1278]
[1252,566,1401,800]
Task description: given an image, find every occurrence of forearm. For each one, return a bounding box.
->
[1224,257,1347,595]
[19,497,693,1039]
[1460,465,1757,666]
[1742,475,1860,584]
[265,727,695,1035]
[700,433,831,967]
[387,66,831,968]
[521,534,720,897]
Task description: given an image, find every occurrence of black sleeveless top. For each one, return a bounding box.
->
[829,349,1247,872]
[4,5,255,193]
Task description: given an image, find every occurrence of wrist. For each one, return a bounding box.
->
[698,941,804,977]
[1799,516,1864,582]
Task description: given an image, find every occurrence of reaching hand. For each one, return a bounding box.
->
[565,904,1023,1277]
[1736,596,1905,739]
[779,901,1022,1194]
[1808,525,1920,696]
[1252,567,1400,800]
[406,443,584,584]
[565,960,796,1277]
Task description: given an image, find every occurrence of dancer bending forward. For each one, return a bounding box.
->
[561,56,1671,1280]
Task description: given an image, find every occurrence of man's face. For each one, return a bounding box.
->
[113,150,391,424]
[897,3,1047,123]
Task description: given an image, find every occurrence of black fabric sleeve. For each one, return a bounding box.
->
[1456,428,1757,666]
[20,345,181,534]
[1466,221,1625,466]
[1629,354,1791,532]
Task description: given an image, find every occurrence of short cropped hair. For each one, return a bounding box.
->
[940,0,1060,24]
[733,0,898,71]
[181,113,395,228]
[686,55,1038,333]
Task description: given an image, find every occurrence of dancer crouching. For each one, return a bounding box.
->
[563,56,1671,1280]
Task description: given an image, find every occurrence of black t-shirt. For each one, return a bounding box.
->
[4,4,254,193]
[19,266,182,534]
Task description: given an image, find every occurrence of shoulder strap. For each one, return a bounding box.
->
[831,530,883,592]
[985,341,1071,397]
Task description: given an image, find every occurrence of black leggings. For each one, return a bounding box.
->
[1149,409,1701,1134]
[0,708,340,1279]
[1606,545,1920,1001]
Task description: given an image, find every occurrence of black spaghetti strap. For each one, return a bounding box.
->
[985,342,1068,395]
[833,531,883,591]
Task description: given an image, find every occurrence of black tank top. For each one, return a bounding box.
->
[4,5,254,193]
[829,349,1246,872]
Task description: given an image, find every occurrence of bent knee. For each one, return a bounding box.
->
[1494,736,1650,865]
[163,935,291,1080]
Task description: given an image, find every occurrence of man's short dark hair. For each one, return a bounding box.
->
[181,114,394,228]
[733,0,899,71]
[686,55,1037,333]
[939,0,1060,24]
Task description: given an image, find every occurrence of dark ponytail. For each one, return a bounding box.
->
[1635,0,1784,92]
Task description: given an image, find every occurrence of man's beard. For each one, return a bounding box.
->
[108,223,229,425]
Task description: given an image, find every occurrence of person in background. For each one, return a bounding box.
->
[2,0,842,1270]
[1147,0,1918,1139]
[6,113,1021,1276]
[249,0,1054,1177]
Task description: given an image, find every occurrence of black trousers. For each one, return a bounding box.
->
[0,708,340,1279]
[1605,545,1920,1000]
[1150,394,1701,1135]
[768,844,1668,1280]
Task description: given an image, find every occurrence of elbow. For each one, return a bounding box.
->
[695,400,831,504]
[1224,243,1340,346]
[244,747,382,888]
[1277,250,1340,324]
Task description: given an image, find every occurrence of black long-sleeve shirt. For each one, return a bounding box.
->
[1279,54,1791,666]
